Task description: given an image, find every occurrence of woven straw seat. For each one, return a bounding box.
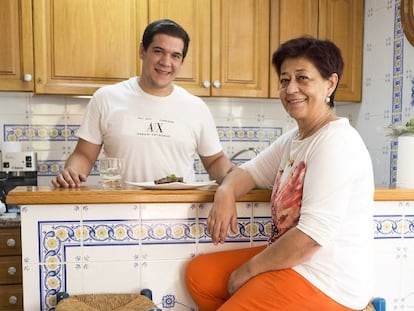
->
[361,301,376,311]
[55,292,157,311]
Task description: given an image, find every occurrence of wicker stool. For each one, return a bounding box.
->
[55,289,157,311]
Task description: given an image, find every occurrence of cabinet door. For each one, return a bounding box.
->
[269,0,318,98]
[270,0,363,102]
[211,0,270,98]
[319,0,363,102]
[33,0,148,95]
[148,0,211,96]
[0,0,34,91]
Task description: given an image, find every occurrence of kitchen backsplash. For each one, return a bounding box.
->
[1,0,414,188]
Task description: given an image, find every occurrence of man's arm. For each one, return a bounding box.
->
[51,138,101,188]
[199,151,233,184]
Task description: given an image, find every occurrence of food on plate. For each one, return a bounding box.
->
[154,174,184,184]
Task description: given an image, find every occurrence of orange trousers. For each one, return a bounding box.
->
[185,245,357,311]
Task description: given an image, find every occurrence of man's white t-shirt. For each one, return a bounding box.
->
[77,77,223,182]
[242,118,375,310]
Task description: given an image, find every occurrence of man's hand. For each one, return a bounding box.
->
[52,167,87,188]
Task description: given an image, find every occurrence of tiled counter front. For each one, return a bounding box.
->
[18,194,414,311]
[20,202,272,311]
[373,201,414,310]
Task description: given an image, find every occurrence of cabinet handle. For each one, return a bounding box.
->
[213,80,221,88]
[9,296,18,304]
[6,238,16,247]
[8,266,17,275]
[23,73,33,82]
[202,80,211,88]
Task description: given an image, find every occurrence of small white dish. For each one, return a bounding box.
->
[125,180,217,190]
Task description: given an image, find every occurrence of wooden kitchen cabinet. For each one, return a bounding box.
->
[0,0,34,92]
[149,0,270,98]
[270,0,364,102]
[32,0,149,95]
[0,224,23,311]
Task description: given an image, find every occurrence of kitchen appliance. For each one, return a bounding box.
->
[0,150,38,214]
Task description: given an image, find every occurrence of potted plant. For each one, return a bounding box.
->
[386,118,414,188]
[386,118,414,138]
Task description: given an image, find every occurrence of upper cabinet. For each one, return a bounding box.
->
[270,0,364,101]
[149,0,270,98]
[0,0,34,92]
[0,0,363,100]
[32,0,148,95]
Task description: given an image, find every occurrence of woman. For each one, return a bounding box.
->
[185,37,374,311]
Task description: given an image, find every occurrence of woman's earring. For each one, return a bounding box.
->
[325,96,331,103]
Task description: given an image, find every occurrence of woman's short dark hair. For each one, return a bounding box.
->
[272,36,344,107]
[142,19,190,60]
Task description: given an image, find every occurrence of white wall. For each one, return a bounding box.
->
[336,0,414,187]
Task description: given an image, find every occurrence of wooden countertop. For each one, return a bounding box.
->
[6,185,272,205]
[5,186,414,205]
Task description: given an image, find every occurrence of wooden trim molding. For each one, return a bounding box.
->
[402,0,414,46]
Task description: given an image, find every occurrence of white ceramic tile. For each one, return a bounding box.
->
[401,201,414,216]
[142,243,195,261]
[59,261,84,295]
[140,203,196,220]
[30,95,67,114]
[372,238,403,310]
[0,93,30,113]
[82,242,140,262]
[141,259,196,311]
[197,241,251,256]
[81,260,141,294]
[23,262,80,311]
[30,114,67,125]
[400,237,414,309]
[63,113,85,125]
[197,202,253,219]
[230,116,263,128]
[197,202,212,219]
[374,201,405,214]
[204,97,232,117]
[21,204,82,265]
[64,97,89,114]
[22,263,42,311]
[81,204,140,223]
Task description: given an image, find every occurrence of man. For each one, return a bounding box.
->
[52,19,232,188]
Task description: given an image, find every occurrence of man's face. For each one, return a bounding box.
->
[139,34,185,96]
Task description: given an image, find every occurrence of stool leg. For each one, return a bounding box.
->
[140,288,153,301]
[372,297,386,311]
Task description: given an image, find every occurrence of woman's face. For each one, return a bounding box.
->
[278,57,337,123]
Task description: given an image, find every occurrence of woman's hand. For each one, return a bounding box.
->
[227,262,252,295]
[207,186,238,244]
[207,166,257,244]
